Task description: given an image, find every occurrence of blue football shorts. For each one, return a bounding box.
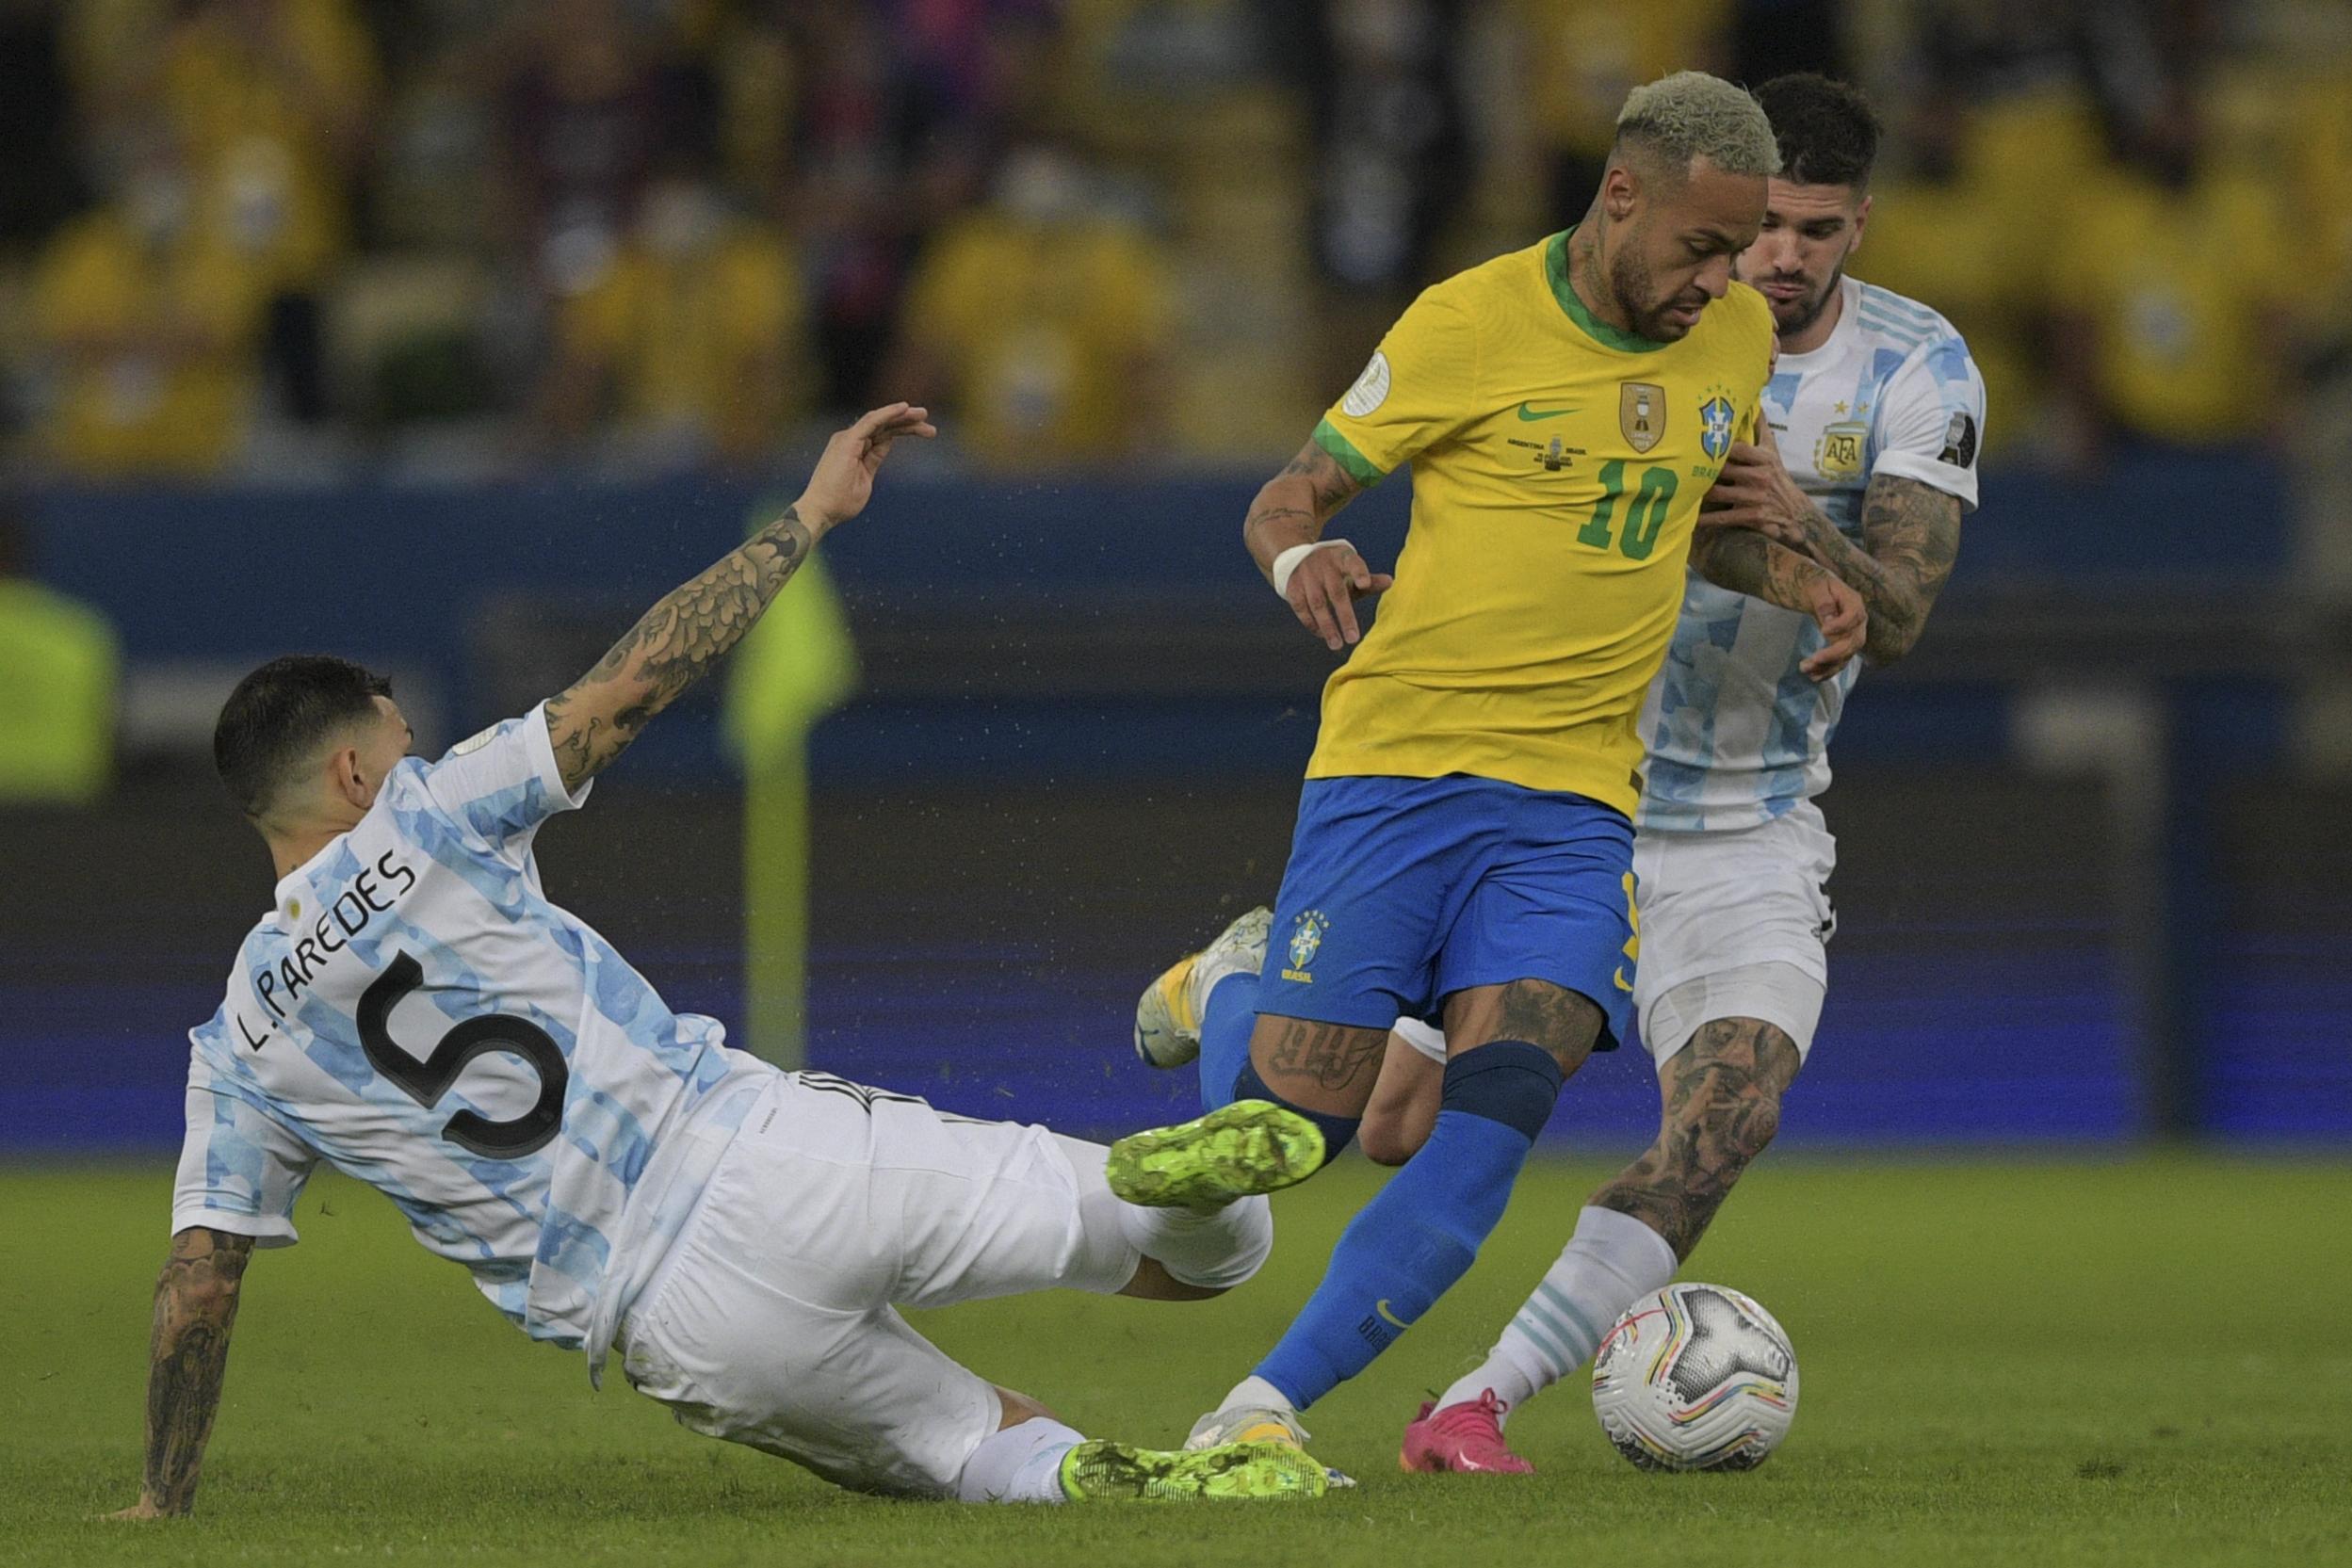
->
[1257,773,1637,1051]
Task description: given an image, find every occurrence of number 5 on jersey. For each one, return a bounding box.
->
[359,952,570,1158]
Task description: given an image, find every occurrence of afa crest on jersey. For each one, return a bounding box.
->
[1282,911,1329,982]
[1813,420,1867,478]
[1698,392,1737,461]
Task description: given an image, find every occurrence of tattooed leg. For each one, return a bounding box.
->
[1592,1017,1803,1261]
[1248,1013,1392,1116]
[1426,1017,1802,1417]
[1241,980,1598,1413]
[1444,978,1606,1077]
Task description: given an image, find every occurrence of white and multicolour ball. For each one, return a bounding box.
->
[1591,1283,1799,1471]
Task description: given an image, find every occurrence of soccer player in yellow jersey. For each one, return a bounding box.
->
[1101,73,1866,1454]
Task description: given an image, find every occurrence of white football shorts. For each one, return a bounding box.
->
[1630,800,1836,1064]
[616,1071,1144,1498]
[1387,800,1835,1069]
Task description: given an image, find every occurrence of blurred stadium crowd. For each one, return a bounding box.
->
[0,0,2343,484]
[2,0,2347,1149]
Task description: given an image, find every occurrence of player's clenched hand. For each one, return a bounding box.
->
[794,403,936,535]
[1698,424,1815,551]
[1799,571,1865,681]
[1288,545,1392,652]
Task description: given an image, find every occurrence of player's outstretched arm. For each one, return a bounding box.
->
[108,1227,254,1520]
[543,403,933,791]
[1244,439,1390,651]
[1689,527,1867,681]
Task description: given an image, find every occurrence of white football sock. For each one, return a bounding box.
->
[956,1416,1086,1505]
[1437,1205,1678,1420]
[1117,1194,1273,1291]
[1218,1373,1294,1414]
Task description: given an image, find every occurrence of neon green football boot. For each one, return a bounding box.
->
[1059,1439,1329,1502]
[1104,1100,1325,1209]
[1133,905,1272,1070]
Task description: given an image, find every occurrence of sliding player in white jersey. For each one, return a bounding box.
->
[1374,73,1988,1472]
[110,405,1335,1522]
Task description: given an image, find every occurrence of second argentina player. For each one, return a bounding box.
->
[1099,73,1869,1452]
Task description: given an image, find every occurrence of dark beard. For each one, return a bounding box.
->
[1772,263,1846,341]
[1609,243,1690,342]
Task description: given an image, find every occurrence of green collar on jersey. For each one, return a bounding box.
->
[1546,229,1673,354]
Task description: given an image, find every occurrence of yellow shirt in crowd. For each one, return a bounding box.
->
[901,213,1173,469]
[1306,230,1773,816]
[1517,0,1728,159]
[35,211,264,477]
[162,0,377,293]
[1851,184,2032,458]
[561,228,808,459]
[2050,170,2296,445]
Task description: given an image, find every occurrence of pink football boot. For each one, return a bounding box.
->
[1399,1390,1534,1475]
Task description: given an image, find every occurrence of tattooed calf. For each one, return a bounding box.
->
[1593,1017,1803,1260]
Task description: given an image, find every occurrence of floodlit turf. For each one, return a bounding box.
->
[5,1154,2348,1567]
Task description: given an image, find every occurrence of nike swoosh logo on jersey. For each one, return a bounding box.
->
[1517,402,1579,421]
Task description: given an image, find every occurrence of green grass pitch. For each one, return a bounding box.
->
[6,1154,2348,1567]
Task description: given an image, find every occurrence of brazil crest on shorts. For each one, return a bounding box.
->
[1307,229,1775,817]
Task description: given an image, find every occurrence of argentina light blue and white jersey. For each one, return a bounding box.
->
[172,704,772,1379]
[1637,278,1986,832]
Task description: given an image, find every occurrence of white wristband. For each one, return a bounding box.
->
[1271,539,1354,600]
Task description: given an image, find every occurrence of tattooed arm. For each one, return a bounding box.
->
[543,404,933,791]
[1244,439,1390,651]
[1687,526,1868,682]
[1700,426,1961,666]
[1833,474,1963,665]
[110,1228,255,1519]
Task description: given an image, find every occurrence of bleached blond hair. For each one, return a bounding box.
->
[1614,71,1781,180]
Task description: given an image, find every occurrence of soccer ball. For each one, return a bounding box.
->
[1590,1283,1799,1471]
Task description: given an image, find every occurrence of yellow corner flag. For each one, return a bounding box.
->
[0,579,120,804]
[722,531,857,1068]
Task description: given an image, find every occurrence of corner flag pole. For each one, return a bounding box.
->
[721,525,857,1069]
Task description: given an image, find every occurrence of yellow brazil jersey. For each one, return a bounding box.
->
[1306,229,1773,816]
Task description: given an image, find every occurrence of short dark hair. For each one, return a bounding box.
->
[1754,73,1882,192]
[214,655,393,818]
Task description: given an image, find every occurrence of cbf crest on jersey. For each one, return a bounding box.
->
[1620,382,1665,453]
[1698,390,1737,461]
[1282,910,1329,982]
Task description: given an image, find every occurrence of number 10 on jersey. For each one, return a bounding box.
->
[1576,459,1679,561]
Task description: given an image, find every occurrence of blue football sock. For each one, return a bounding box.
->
[1197,972,1258,1114]
[1232,1059,1359,1163]
[1252,1041,1562,1410]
